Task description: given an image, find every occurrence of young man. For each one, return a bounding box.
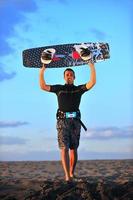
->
[39,49,96,181]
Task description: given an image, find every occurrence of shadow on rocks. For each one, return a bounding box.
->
[24,177,133,200]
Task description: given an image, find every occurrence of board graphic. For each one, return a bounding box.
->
[22,42,110,68]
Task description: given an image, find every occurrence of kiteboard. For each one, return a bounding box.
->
[22,42,110,68]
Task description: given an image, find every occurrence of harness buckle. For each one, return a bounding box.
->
[66,112,77,118]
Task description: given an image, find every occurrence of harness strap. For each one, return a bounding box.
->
[78,119,87,131]
[56,110,87,131]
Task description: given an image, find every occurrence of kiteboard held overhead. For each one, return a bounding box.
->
[22,42,110,68]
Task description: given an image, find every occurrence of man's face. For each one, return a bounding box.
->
[64,70,75,84]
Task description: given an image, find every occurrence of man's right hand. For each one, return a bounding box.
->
[39,64,51,92]
[40,64,46,71]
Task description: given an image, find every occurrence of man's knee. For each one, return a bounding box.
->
[61,147,69,153]
[70,148,77,152]
[70,148,77,156]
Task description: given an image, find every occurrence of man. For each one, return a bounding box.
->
[39,48,96,181]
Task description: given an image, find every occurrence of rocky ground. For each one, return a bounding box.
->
[0,160,133,200]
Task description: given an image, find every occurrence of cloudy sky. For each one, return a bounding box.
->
[0,0,133,161]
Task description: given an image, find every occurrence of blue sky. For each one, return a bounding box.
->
[0,0,133,161]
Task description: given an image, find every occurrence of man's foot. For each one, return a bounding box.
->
[65,174,75,182]
[70,173,74,178]
[41,48,55,64]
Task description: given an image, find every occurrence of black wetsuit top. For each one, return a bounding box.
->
[50,84,88,112]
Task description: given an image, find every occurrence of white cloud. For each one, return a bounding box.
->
[0,149,132,161]
[0,136,28,145]
[84,126,133,139]
[0,121,29,128]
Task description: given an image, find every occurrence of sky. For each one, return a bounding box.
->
[0,0,133,161]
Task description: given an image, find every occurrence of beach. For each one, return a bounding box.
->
[0,159,133,199]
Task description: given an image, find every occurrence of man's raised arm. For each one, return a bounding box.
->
[86,63,96,90]
[39,64,51,92]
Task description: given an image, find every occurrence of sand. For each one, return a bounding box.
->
[0,159,133,200]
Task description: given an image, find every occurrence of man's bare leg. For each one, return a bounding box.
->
[69,149,77,178]
[61,148,70,181]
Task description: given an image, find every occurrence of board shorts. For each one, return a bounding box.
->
[56,119,81,149]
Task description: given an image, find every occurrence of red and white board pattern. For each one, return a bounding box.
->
[23,42,110,68]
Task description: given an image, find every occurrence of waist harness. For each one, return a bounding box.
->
[56,109,87,131]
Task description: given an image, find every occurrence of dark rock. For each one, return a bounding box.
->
[22,178,133,200]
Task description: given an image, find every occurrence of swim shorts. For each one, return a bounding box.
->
[56,119,81,149]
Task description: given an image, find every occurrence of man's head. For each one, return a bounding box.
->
[64,68,75,85]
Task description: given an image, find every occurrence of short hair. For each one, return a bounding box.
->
[64,68,75,77]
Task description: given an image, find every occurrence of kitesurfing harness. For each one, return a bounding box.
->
[56,109,87,131]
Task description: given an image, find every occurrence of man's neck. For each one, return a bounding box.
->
[65,83,74,86]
